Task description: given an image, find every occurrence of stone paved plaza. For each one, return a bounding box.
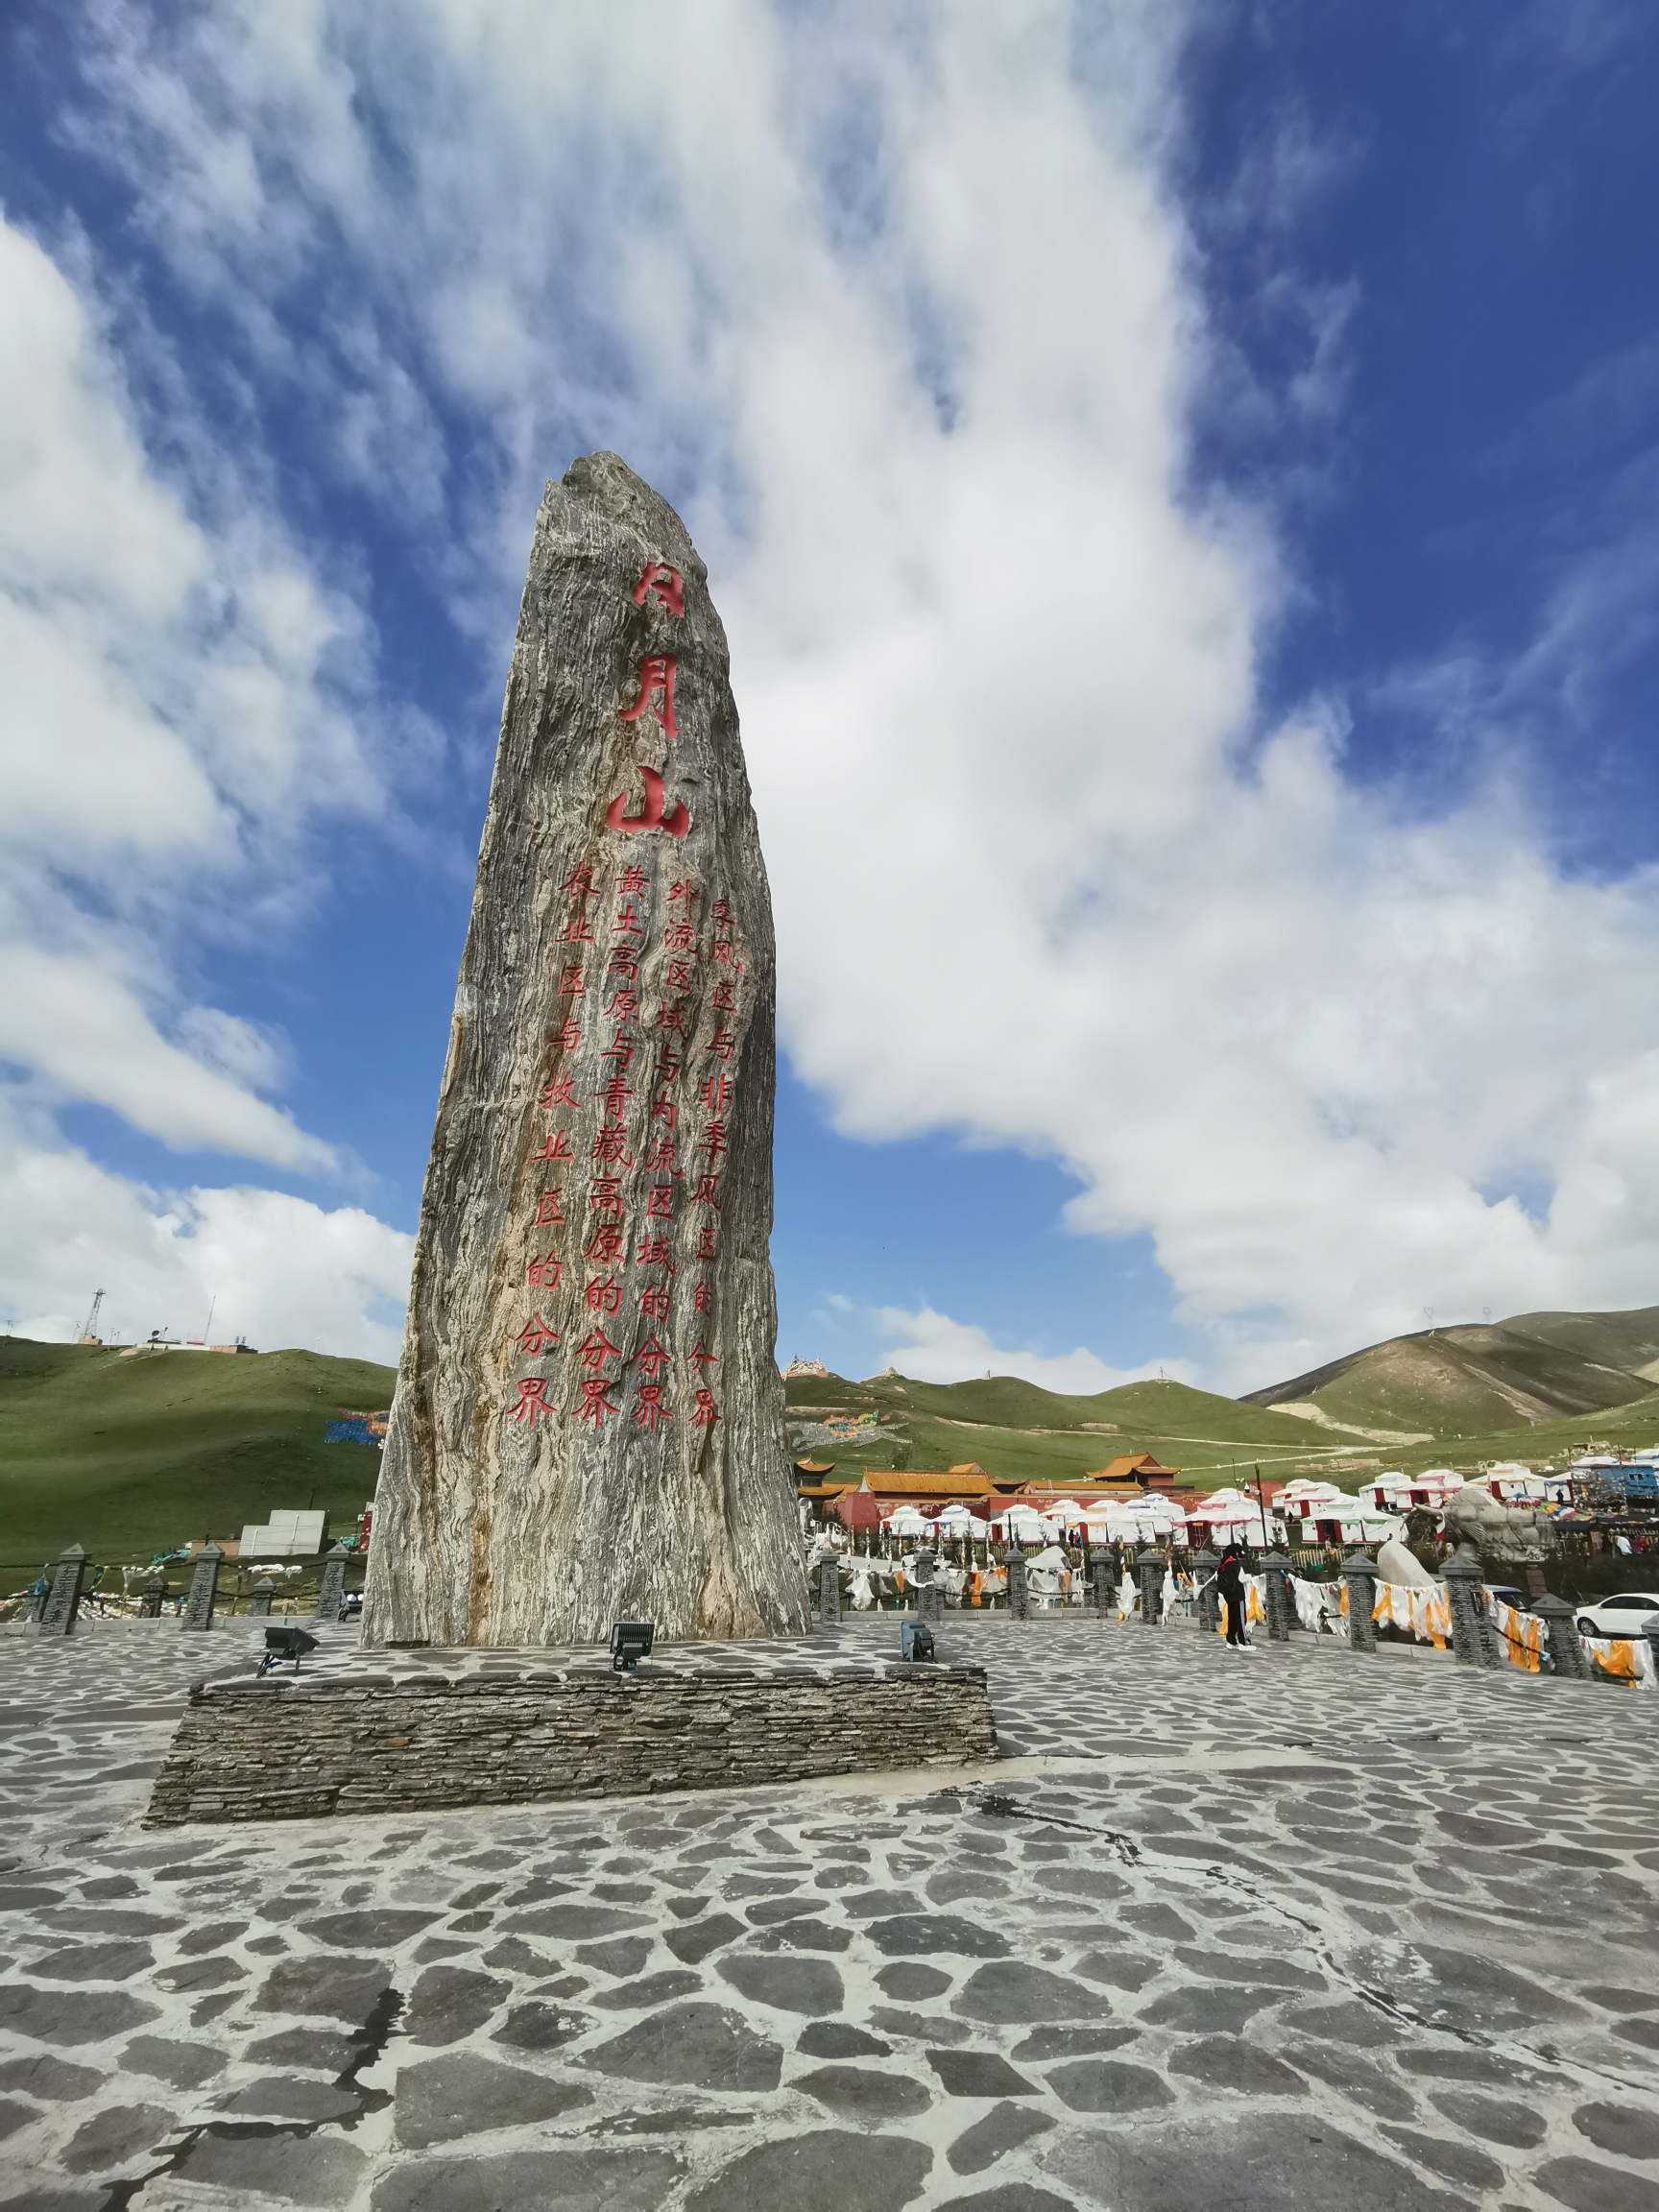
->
[3,1613,1658,2210]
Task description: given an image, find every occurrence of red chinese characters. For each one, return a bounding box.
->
[636,1335,670,1380]
[509,1377,554,1427]
[558,912,594,945]
[589,1174,623,1218]
[585,1224,624,1265]
[541,1074,577,1110]
[639,1281,672,1320]
[690,1174,721,1211]
[632,562,685,618]
[691,1388,720,1429]
[535,1190,565,1227]
[563,865,596,901]
[527,1253,563,1290]
[646,1184,675,1218]
[576,1378,620,1427]
[699,1072,731,1113]
[516,1312,560,1356]
[635,1234,673,1267]
[576,1327,619,1372]
[617,653,678,740]
[634,1382,670,1432]
[585,1275,622,1313]
[533,1130,573,1162]
[607,765,689,840]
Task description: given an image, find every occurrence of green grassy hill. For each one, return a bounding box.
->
[0,1337,395,1570]
[787,1368,1365,1490]
[1502,1305,1659,1382]
[12,1301,1659,1572]
[1243,1308,1659,1438]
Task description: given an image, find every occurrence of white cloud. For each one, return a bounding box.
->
[0,1103,410,1360]
[0,205,373,1173]
[15,1,1659,1395]
[0,950,332,1169]
[871,1303,1190,1397]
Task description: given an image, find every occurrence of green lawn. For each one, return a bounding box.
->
[11,1328,1658,1585]
[0,1337,394,1572]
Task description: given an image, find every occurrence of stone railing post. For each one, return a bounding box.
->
[1089,1546,1116,1617]
[1004,1548,1029,1622]
[815,1556,840,1629]
[1340,1551,1379,1654]
[1262,1548,1292,1643]
[909,1546,942,1625]
[1191,1546,1219,1636]
[248,1575,277,1620]
[1443,1547,1500,1669]
[137,1574,167,1619]
[1137,1545,1164,1627]
[39,1545,88,1636]
[180,1543,223,1632]
[1529,1591,1589,1681]
[314,1540,350,1622]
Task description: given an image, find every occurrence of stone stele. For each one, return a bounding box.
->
[362,453,807,1648]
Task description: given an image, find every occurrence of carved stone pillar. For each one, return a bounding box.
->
[1340,1551,1378,1654]
[39,1545,87,1637]
[180,1544,223,1633]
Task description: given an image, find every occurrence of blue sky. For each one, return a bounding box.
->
[3,3,1658,1394]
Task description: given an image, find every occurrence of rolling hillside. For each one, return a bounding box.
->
[11,1299,1659,1572]
[786,1369,1370,1490]
[1243,1304,1659,1439]
[0,1337,395,1571]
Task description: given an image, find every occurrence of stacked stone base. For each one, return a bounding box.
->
[143,1655,996,1826]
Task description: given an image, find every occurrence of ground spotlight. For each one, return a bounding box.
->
[610,1621,655,1672]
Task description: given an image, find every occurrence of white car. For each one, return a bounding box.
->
[1575,1591,1659,1639]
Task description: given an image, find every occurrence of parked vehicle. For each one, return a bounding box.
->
[1574,1591,1659,1638]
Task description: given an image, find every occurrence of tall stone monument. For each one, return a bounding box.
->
[362,454,807,1649]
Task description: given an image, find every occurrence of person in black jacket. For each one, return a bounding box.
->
[1216,1544,1254,1649]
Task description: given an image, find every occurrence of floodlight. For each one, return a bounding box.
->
[610,1621,655,1672]
[257,1625,320,1676]
[900,1619,935,1663]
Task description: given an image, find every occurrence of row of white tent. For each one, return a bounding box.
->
[872,1482,1401,1547]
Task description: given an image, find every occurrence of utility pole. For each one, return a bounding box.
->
[79,1290,107,1343]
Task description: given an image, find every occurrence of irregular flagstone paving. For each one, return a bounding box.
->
[2,1614,1658,2209]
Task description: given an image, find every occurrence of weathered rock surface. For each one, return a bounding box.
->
[362,452,806,1647]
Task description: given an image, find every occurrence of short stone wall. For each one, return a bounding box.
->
[144,1657,996,1826]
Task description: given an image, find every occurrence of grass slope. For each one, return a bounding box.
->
[789,1370,1363,1489]
[0,1338,396,1566]
[17,1304,1659,1562]
[1502,1305,1659,1382]
[1243,1310,1659,1437]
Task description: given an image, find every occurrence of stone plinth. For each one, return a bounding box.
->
[143,1642,995,1826]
